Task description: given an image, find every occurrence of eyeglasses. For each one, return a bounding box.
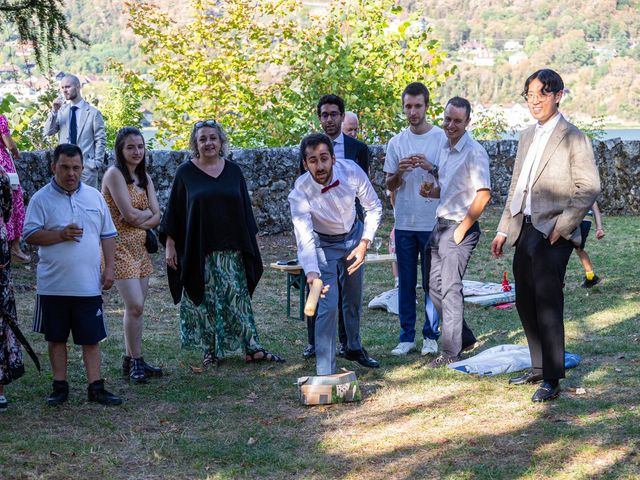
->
[521,92,555,103]
[319,112,342,120]
[194,120,218,128]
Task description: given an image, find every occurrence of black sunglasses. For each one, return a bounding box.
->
[194,120,218,129]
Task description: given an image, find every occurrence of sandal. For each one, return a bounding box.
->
[245,348,285,363]
[202,351,220,368]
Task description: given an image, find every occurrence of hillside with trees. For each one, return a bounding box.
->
[416,0,640,122]
[1,0,638,147]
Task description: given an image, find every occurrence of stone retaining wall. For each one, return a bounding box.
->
[16,139,640,234]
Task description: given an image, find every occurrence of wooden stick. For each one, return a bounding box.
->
[304,278,323,317]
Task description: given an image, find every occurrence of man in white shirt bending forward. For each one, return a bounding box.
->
[288,133,382,375]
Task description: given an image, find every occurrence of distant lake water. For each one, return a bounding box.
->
[601,129,640,141]
[502,129,640,141]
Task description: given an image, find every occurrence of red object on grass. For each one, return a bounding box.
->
[502,271,512,292]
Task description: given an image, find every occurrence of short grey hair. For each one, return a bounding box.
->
[188,120,230,158]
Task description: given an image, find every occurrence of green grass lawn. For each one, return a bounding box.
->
[1,206,639,479]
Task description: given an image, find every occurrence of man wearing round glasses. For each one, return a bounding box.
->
[491,69,601,403]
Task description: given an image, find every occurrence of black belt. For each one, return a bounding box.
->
[437,217,460,226]
[523,215,533,224]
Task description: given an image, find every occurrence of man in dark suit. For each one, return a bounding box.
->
[300,94,372,361]
[492,69,600,402]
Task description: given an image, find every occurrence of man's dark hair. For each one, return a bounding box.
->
[53,143,83,164]
[445,96,472,120]
[402,82,430,106]
[523,69,564,107]
[317,94,345,117]
[300,133,334,162]
[114,126,148,190]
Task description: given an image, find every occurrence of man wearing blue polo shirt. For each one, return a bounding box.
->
[25,143,121,406]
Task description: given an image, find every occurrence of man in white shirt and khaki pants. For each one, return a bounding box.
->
[289,133,382,375]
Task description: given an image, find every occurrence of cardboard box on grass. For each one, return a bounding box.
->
[297,370,362,405]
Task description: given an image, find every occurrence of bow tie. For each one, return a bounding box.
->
[321,179,340,193]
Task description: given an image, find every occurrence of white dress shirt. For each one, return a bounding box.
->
[436,132,491,222]
[332,132,345,159]
[288,158,382,275]
[510,113,562,216]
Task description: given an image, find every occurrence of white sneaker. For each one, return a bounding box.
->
[421,338,438,356]
[391,342,415,356]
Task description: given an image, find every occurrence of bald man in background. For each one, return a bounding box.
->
[343,111,359,139]
[44,74,106,188]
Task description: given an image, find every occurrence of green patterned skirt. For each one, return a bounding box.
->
[180,250,263,357]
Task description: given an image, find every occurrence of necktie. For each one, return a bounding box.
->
[69,106,78,145]
[321,179,340,193]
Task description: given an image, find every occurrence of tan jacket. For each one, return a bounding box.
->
[498,116,600,247]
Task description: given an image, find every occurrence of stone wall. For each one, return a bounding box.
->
[16,139,640,234]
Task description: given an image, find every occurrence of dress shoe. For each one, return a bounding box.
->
[47,380,69,406]
[87,379,123,406]
[302,344,316,359]
[531,382,561,402]
[345,348,380,368]
[509,370,543,385]
[337,343,347,357]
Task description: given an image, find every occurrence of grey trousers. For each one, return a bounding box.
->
[81,165,99,189]
[314,221,364,375]
[428,221,480,358]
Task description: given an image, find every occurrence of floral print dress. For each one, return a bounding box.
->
[0,167,24,385]
[0,114,26,242]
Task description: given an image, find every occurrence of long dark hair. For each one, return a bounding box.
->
[114,126,148,190]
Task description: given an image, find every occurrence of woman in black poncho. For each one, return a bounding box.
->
[161,120,284,367]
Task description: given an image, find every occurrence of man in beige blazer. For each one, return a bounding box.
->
[44,74,106,188]
[491,69,600,403]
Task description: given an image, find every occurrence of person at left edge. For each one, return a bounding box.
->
[289,133,382,375]
[25,144,121,406]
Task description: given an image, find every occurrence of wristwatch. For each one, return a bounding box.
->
[431,165,439,176]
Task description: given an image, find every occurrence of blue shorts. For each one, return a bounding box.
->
[578,220,591,250]
[33,295,107,345]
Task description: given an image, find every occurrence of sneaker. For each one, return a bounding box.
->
[581,275,601,288]
[87,379,122,406]
[391,342,416,356]
[0,395,7,412]
[421,338,438,356]
[47,380,69,406]
[426,354,460,368]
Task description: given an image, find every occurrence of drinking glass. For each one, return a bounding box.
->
[373,236,383,256]
[420,172,436,198]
